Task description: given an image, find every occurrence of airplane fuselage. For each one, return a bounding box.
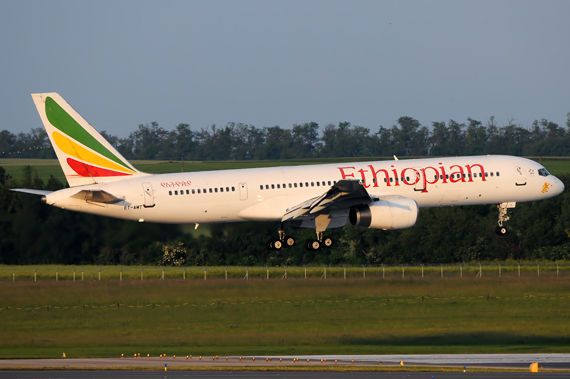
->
[44,155,564,226]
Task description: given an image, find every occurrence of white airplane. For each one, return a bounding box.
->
[13,93,565,251]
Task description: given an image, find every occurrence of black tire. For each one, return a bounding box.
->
[284,236,296,247]
[323,237,333,248]
[307,239,321,251]
[495,226,508,236]
[273,239,283,250]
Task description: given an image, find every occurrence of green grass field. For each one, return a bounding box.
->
[3,156,570,183]
[1,274,570,358]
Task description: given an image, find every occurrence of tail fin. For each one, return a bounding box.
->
[31,93,142,187]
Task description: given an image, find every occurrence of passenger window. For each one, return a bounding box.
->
[175,190,178,195]
[446,175,449,179]
[390,178,393,182]
[209,188,212,193]
[220,188,223,192]
[395,177,399,182]
[305,182,309,187]
[260,185,263,190]
[289,183,292,188]
[463,174,466,178]
[203,188,206,193]
[490,172,494,177]
[316,182,320,186]
[226,187,229,192]
[407,177,410,181]
[496,172,500,177]
[300,183,303,187]
[334,181,337,184]
[214,188,218,193]
[169,191,172,196]
[271,184,275,189]
[328,181,331,185]
[277,184,280,189]
[484,172,488,177]
[294,183,298,188]
[384,178,387,183]
[311,182,314,187]
[232,187,235,191]
[434,175,437,180]
[192,189,195,194]
[186,190,189,194]
[266,185,269,189]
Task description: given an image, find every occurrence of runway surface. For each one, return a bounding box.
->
[0,371,569,378]
[1,354,569,370]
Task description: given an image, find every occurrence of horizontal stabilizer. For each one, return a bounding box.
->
[71,190,123,204]
[11,189,53,196]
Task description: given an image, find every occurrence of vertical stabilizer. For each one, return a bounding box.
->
[31,93,141,187]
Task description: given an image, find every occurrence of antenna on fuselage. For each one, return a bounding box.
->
[393,155,399,161]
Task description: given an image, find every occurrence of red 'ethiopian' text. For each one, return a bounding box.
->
[337,163,487,193]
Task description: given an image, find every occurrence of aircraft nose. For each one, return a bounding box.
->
[553,177,565,196]
[557,177,565,194]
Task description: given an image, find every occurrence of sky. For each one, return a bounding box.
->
[1,0,569,138]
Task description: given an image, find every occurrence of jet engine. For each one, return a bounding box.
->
[349,198,419,230]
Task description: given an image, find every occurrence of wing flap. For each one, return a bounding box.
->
[282,179,372,222]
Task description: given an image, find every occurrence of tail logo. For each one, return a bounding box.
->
[45,97,135,178]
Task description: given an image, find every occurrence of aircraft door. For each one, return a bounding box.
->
[239,183,248,200]
[413,167,426,191]
[515,166,527,186]
[142,182,155,207]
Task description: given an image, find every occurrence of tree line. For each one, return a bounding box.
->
[1,165,569,266]
[2,113,570,160]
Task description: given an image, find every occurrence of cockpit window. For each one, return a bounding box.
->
[538,168,550,177]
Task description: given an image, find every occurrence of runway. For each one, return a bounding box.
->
[1,354,569,378]
[0,371,569,378]
[1,354,569,370]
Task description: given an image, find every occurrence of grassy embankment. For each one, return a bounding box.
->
[0,275,569,358]
[2,156,570,183]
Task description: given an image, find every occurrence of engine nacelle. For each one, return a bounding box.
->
[349,198,419,230]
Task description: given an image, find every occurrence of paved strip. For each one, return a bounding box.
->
[0,370,569,379]
[1,354,570,370]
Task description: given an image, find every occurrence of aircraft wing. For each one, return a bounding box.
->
[282,179,372,222]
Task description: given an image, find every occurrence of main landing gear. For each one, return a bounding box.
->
[305,232,334,251]
[495,202,515,236]
[268,226,334,251]
[268,229,296,251]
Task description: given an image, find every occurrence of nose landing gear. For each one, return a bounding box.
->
[495,202,516,236]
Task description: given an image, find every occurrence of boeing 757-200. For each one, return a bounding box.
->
[12,93,565,250]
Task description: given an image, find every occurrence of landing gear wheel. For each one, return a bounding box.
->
[322,237,333,248]
[273,239,283,250]
[306,239,321,251]
[284,236,296,248]
[495,226,508,236]
[268,239,283,250]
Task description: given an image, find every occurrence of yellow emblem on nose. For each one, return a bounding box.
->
[542,182,551,193]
